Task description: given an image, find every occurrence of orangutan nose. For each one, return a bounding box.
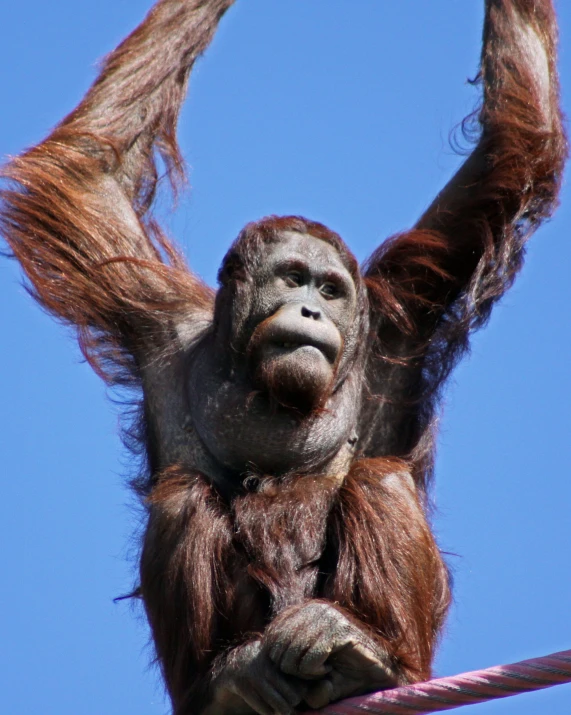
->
[301,305,322,320]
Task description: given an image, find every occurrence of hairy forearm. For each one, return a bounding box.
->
[366,0,566,354]
[421,0,566,237]
[55,0,236,202]
[65,0,235,142]
[482,0,559,132]
[140,471,234,712]
[0,1,222,377]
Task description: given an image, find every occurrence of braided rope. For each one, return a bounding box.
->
[313,649,571,714]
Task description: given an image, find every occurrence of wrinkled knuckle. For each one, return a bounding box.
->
[266,646,279,664]
[244,640,263,657]
[315,601,331,613]
[279,659,302,677]
[310,602,333,620]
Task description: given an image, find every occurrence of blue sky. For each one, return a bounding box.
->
[1,2,570,714]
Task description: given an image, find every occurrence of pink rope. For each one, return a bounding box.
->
[311,649,571,714]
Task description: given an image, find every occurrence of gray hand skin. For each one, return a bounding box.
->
[206,601,398,714]
[264,602,399,710]
[205,640,309,715]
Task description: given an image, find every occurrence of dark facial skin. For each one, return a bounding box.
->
[187,232,362,481]
[247,231,357,345]
[246,232,358,412]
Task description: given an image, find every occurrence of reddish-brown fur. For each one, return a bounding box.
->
[0,1,566,713]
[142,459,447,711]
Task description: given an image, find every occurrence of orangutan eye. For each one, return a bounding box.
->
[284,271,303,288]
[320,282,339,299]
